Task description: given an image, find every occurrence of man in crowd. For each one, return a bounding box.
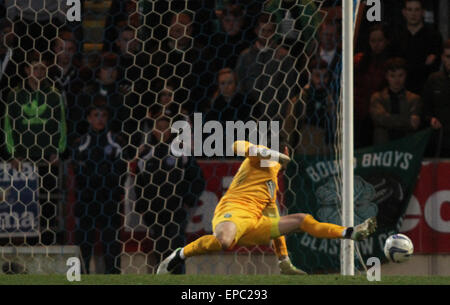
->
[150,11,217,113]
[72,105,127,274]
[421,39,450,157]
[317,21,341,77]
[210,3,252,70]
[133,114,205,274]
[369,57,422,145]
[235,13,297,121]
[4,51,67,244]
[50,32,85,149]
[391,0,443,94]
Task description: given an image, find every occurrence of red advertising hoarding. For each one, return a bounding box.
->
[400,161,450,253]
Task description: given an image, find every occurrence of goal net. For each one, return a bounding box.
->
[0,0,356,275]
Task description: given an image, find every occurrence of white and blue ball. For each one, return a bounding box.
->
[383,234,414,263]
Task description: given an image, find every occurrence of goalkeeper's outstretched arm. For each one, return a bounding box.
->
[232,141,291,167]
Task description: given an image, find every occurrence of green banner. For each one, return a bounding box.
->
[285,129,431,273]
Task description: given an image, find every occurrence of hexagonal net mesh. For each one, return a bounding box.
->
[0,0,345,275]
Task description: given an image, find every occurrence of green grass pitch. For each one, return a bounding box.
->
[0,274,449,285]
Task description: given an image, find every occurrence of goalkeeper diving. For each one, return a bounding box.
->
[157,141,377,275]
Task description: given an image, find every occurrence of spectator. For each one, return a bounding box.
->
[284,59,334,155]
[210,3,252,70]
[85,52,131,134]
[354,24,391,149]
[262,0,323,56]
[3,51,67,244]
[422,39,450,158]
[138,80,190,148]
[50,36,83,92]
[149,11,216,113]
[112,26,150,96]
[235,12,297,121]
[57,25,84,54]
[203,68,259,151]
[72,105,127,274]
[49,32,94,151]
[370,57,422,145]
[204,68,256,124]
[255,1,324,90]
[151,80,189,118]
[103,0,140,52]
[4,51,66,167]
[133,114,205,274]
[391,0,443,94]
[109,27,148,136]
[317,21,341,78]
[115,26,142,68]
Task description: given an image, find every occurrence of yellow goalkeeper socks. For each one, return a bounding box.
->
[273,236,289,258]
[182,235,223,258]
[300,214,346,239]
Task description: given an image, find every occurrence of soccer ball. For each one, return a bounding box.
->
[383,234,414,263]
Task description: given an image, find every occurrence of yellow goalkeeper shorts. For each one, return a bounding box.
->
[212,203,281,247]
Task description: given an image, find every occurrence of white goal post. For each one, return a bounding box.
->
[341,0,357,276]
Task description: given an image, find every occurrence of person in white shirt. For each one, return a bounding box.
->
[316,21,342,99]
[318,21,340,71]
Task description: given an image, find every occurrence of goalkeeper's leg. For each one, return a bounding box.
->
[156,221,237,274]
[278,213,376,241]
[265,205,307,275]
[273,236,307,275]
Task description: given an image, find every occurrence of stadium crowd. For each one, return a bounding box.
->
[0,0,448,274]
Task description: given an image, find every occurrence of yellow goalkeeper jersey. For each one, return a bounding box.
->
[215,141,281,218]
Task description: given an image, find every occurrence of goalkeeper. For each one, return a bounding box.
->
[157,141,376,275]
